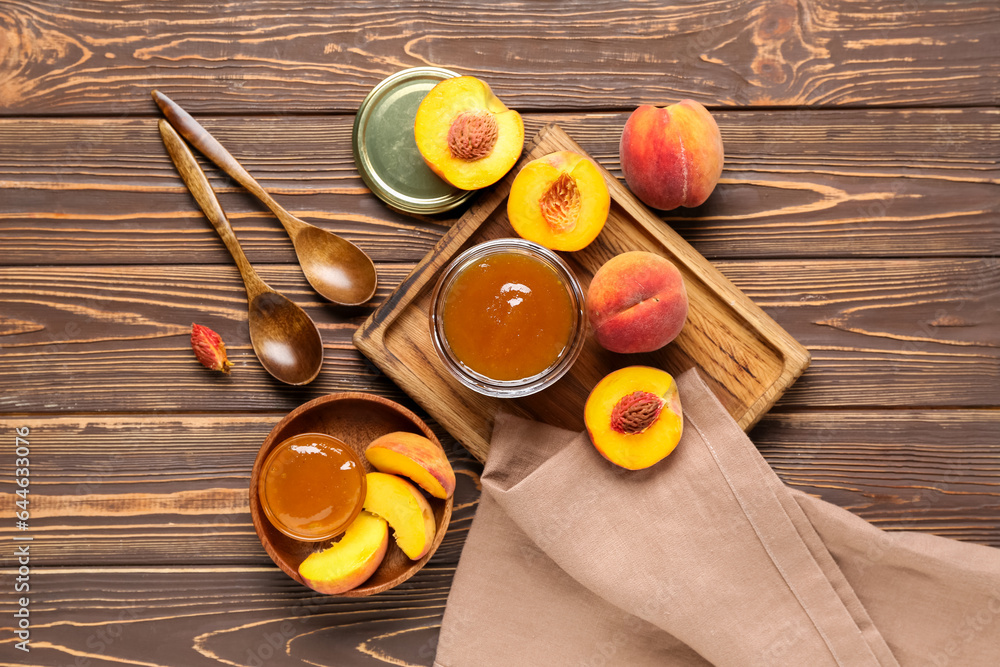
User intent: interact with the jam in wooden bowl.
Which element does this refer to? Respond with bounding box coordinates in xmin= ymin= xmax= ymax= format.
xmin=250 ymin=393 xmax=452 ymax=597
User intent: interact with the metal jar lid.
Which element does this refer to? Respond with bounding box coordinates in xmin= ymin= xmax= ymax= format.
xmin=353 ymin=67 xmax=474 ymax=214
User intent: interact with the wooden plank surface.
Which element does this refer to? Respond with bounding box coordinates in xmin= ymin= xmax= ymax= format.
xmin=1 ymin=109 xmax=997 ymax=266
xmin=1 ymin=258 xmax=996 ymax=414
xmin=2 ymin=410 xmax=996 ymax=664
xmin=0 ymin=566 xmax=454 ymax=667
xmin=1 ymin=410 xmax=996 ymax=571
xmin=1 ymin=0 xmax=998 ymax=115
xmin=1 ymin=0 xmax=998 ymax=664
xmin=0 ymin=408 xmax=997 ymax=665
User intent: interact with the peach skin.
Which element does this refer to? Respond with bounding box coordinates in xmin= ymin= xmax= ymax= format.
xmin=587 ymin=251 xmax=688 ymax=354
xmin=619 ymin=100 xmax=724 ymax=210
xmin=366 ymin=431 xmax=456 ymax=500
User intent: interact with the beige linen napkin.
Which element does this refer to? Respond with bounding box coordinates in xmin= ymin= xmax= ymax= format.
xmin=434 ymin=369 xmax=1000 ymax=667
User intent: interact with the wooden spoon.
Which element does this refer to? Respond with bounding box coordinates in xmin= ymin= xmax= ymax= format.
xmin=158 ymin=119 xmax=324 ymax=386
xmin=152 ymin=90 xmax=377 ymax=307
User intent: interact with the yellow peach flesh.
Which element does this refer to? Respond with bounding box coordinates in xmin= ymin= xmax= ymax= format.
xmin=365 ymin=431 xmax=456 ymax=500
xmin=584 ymin=366 xmax=683 ymax=470
xmin=363 ymin=472 xmax=436 ymax=560
xmin=414 ymin=76 xmax=524 ymax=190
xmin=508 ymin=151 xmax=609 ymax=252
xmin=297 ymin=511 xmax=388 ymax=594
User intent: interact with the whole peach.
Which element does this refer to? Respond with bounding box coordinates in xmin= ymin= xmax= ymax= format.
xmin=619 ymin=101 xmax=724 ymax=210
xmin=587 ymin=251 xmax=688 ymax=354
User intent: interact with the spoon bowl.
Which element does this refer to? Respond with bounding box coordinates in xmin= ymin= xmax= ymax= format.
xmin=249 ymin=292 xmax=324 ymax=386
xmin=292 ymin=224 xmax=377 ymax=307
xmin=153 ymin=90 xmax=378 ymax=307
xmin=158 ymin=119 xmax=324 ymax=386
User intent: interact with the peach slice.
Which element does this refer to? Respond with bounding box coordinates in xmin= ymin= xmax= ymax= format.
xmin=365 ymin=431 xmax=456 ymax=500
xmin=584 ymin=366 xmax=683 ymax=470
xmin=298 ymin=511 xmax=389 ymax=595
xmin=363 ymin=472 xmax=437 ymax=560
xmin=508 ymin=151 xmax=610 ymax=252
xmin=414 ymin=75 xmax=524 ymax=190
xmin=587 ymin=251 xmax=688 ymax=354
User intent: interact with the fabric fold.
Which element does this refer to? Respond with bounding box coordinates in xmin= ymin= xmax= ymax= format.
xmin=434 ymin=369 xmax=1000 ymax=667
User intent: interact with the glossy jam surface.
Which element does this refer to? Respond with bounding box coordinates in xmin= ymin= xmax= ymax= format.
xmin=442 ymin=251 xmax=575 ymax=381
xmin=259 ymin=433 xmax=366 ymax=541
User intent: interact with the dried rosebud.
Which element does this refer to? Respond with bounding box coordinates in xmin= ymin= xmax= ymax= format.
xmin=190 ymin=323 xmax=232 ymax=373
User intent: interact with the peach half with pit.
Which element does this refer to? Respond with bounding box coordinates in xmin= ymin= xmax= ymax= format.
xmin=587 ymin=251 xmax=688 ymax=354
xmin=507 ymin=150 xmax=610 ymax=252
xmin=363 ymin=472 xmax=437 ymax=561
xmin=619 ymin=100 xmax=724 ymax=210
xmin=584 ymin=366 xmax=683 ymax=470
xmin=365 ymin=431 xmax=456 ymax=500
xmin=414 ymin=75 xmax=524 ymax=190
xmin=298 ymin=511 xmax=389 ymax=595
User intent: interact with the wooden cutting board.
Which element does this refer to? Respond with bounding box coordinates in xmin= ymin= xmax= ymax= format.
xmin=354 ymin=124 xmax=810 ymax=462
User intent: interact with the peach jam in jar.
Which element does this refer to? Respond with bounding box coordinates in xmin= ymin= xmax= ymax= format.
xmin=258 ymin=433 xmax=366 ymax=541
xmin=430 ymin=239 xmax=586 ymax=398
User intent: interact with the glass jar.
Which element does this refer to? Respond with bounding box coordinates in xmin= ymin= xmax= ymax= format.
xmin=429 ymin=238 xmax=586 ymax=398
xmin=258 ymin=433 xmax=367 ymax=541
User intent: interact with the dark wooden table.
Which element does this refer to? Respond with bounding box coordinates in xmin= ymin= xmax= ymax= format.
xmin=1 ymin=1 xmax=998 ymax=664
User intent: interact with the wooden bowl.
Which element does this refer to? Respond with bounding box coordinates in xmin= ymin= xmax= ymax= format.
xmin=250 ymin=392 xmax=453 ymax=596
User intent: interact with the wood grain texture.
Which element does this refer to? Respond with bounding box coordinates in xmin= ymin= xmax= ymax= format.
xmin=0 ymin=409 xmax=995 ymax=568
xmin=355 ymin=124 xmax=810 ymax=461
xmin=1 ymin=258 xmax=995 ymax=414
xmin=0 ymin=109 xmax=996 ymax=266
xmin=715 ymin=257 xmax=1000 ymax=407
xmin=0 ymin=566 xmax=455 ymax=666
xmin=1 ymin=0 xmax=998 ymax=115
xmin=1 ymin=1 xmax=998 ymax=662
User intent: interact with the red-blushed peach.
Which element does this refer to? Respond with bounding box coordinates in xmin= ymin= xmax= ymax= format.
xmin=584 ymin=366 xmax=683 ymax=470
xmin=507 ymin=150 xmax=610 ymax=251
xmin=363 ymin=472 xmax=437 ymax=560
xmin=298 ymin=511 xmax=388 ymax=594
xmin=619 ymin=101 xmax=724 ymax=210
xmin=365 ymin=431 xmax=456 ymax=500
xmin=587 ymin=251 xmax=688 ymax=354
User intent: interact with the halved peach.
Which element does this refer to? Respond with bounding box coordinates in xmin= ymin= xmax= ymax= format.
xmin=584 ymin=366 xmax=683 ymax=470
xmin=365 ymin=432 xmax=456 ymax=500
xmin=508 ymin=151 xmax=610 ymax=251
xmin=298 ymin=511 xmax=388 ymax=594
xmin=363 ymin=472 xmax=437 ymax=560
xmin=414 ymin=75 xmax=524 ymax=190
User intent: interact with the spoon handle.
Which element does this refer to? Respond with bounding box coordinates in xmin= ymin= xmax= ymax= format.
xmin=152 ymin=90 xmax=300 ymax=231
xmin=158 ymin=119 xmax=269 ymax=299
